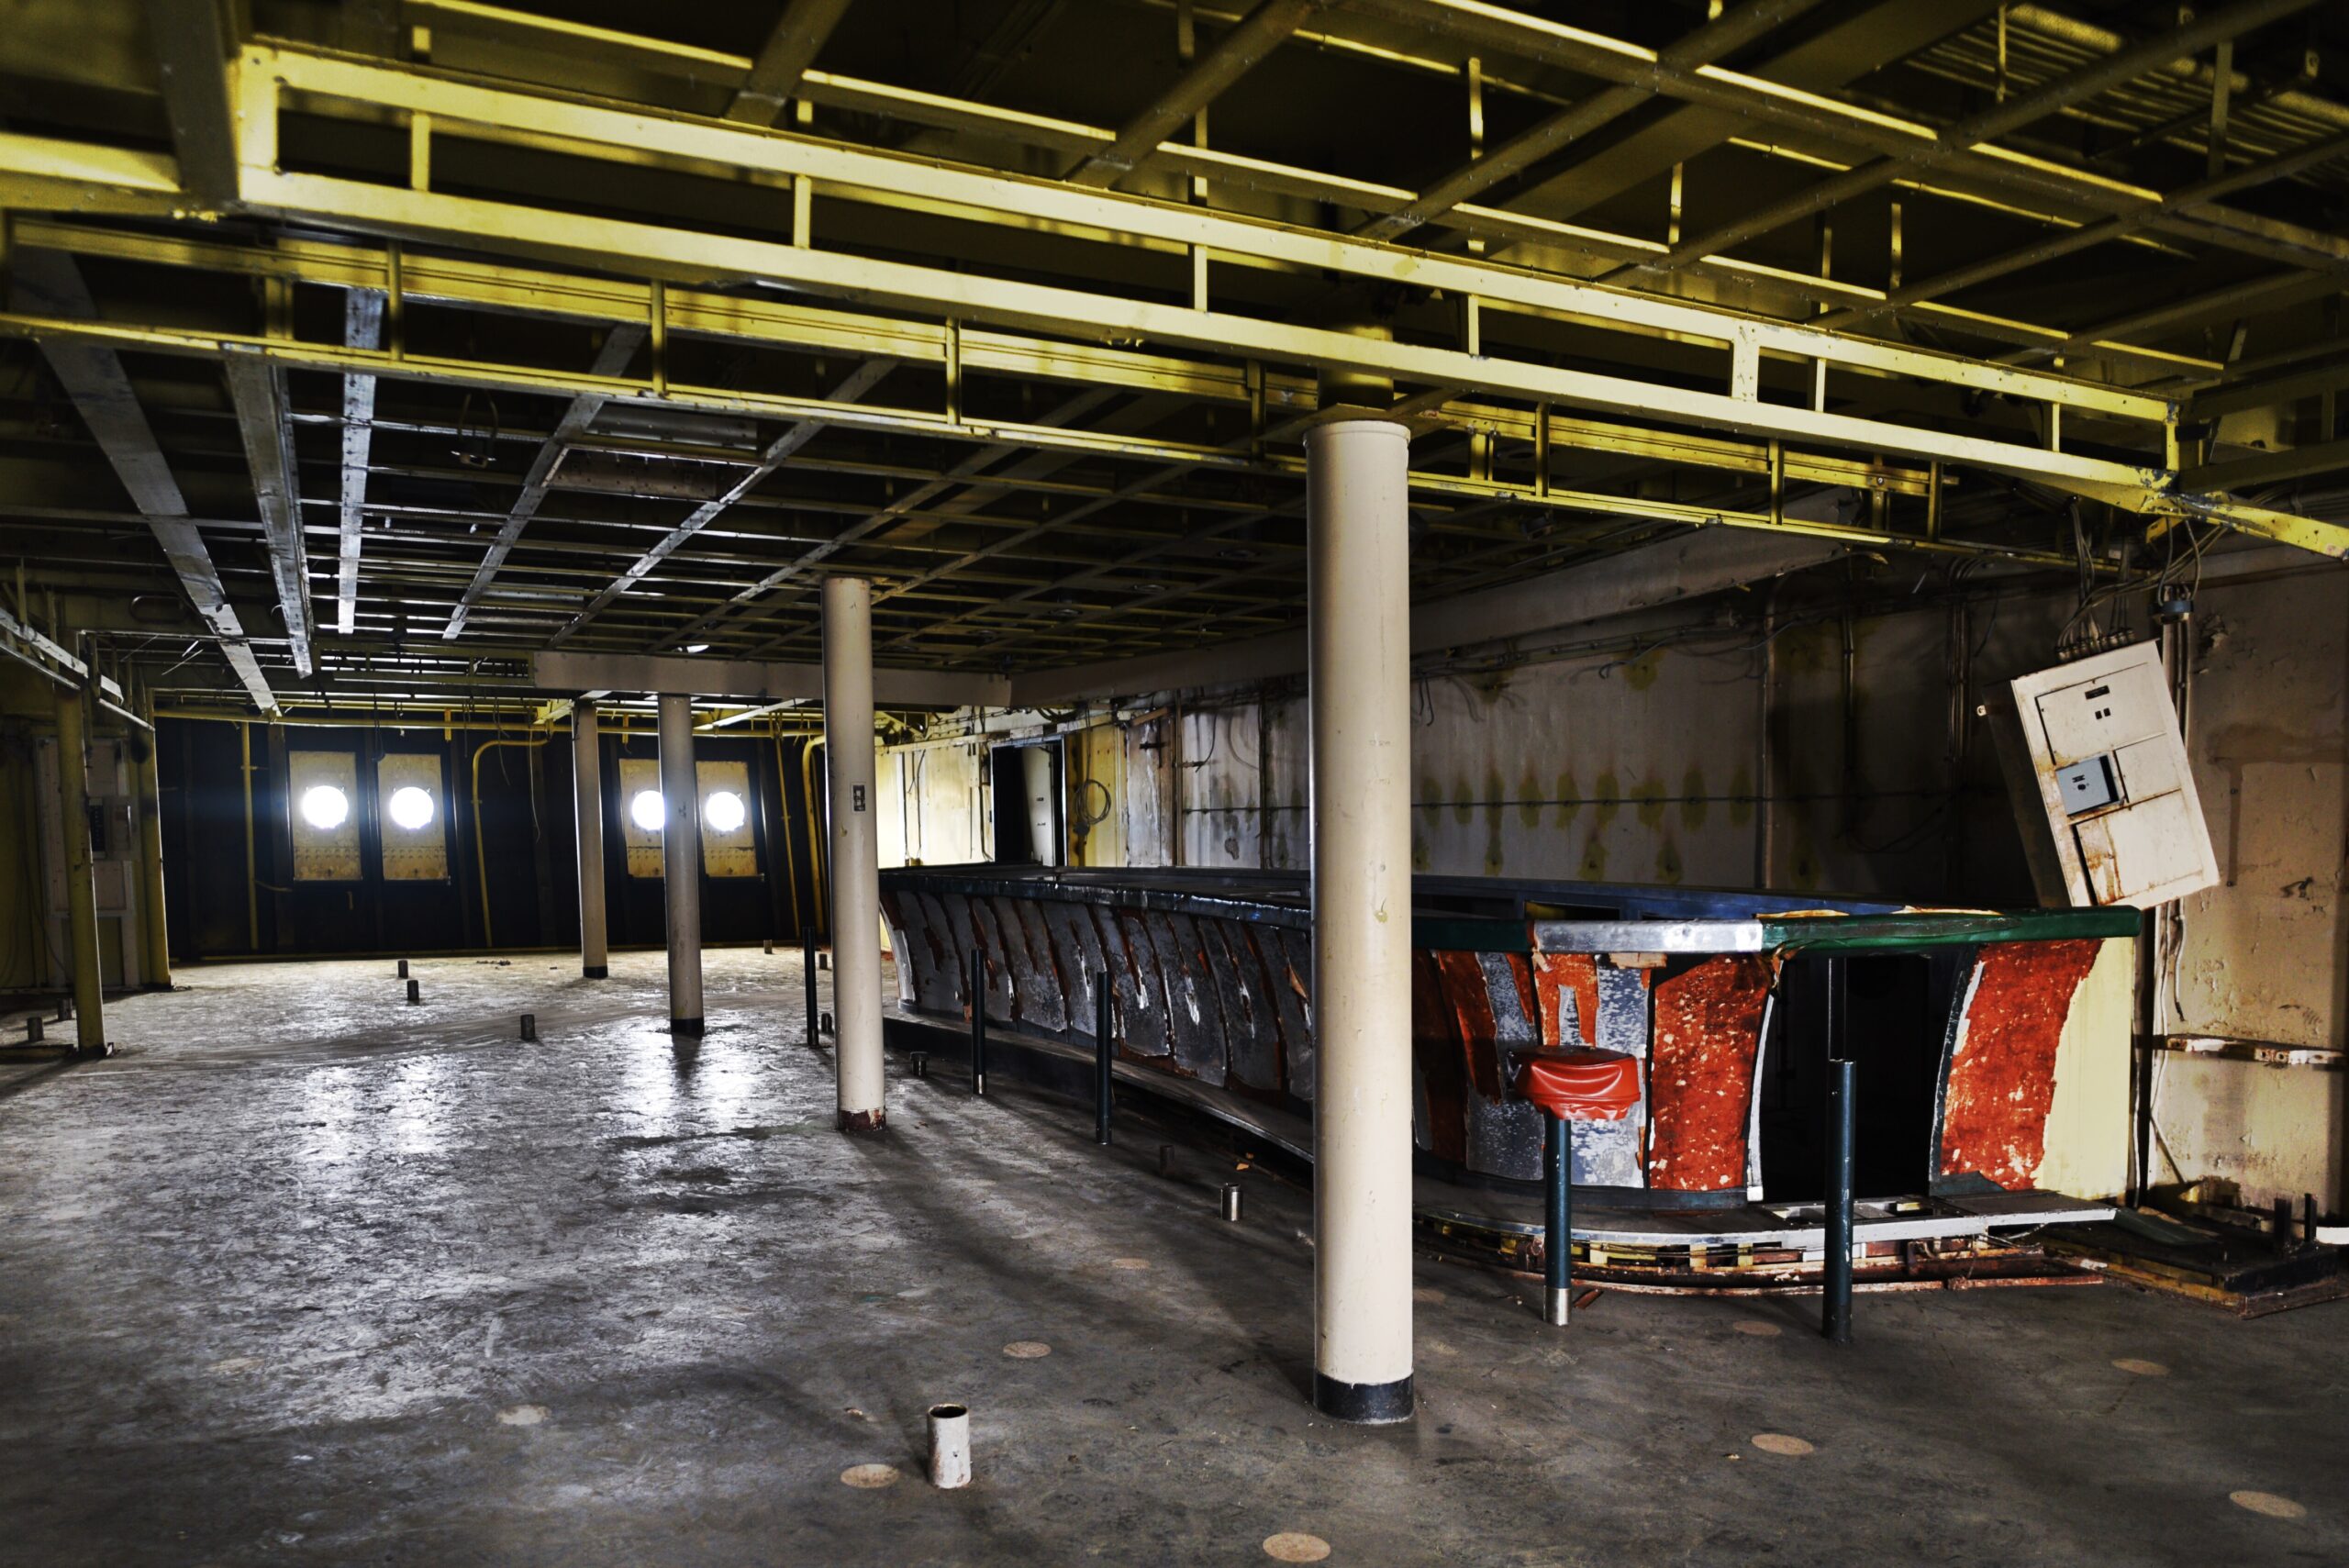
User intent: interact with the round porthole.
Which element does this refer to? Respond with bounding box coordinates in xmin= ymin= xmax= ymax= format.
xmin=704 ymin=789 xmax=746 ymax=833
xmin=385 ymin=786 xmax=436 ymax=831
xmin=630 ymin=789 xmax=665 ymax=832
xmin=298 ymin=784 xmax=350 ymax=830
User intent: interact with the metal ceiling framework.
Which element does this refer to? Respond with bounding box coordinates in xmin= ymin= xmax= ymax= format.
xmin=0 ymin=0 xmax=2343 ymax=722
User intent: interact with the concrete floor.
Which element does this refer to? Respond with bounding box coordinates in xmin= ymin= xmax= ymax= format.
xmin=0 ymin=951 xmax=2342 ymax=1567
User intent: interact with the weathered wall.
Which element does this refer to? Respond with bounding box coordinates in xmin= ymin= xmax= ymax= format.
xmin=879 ymin=557 xmax=2349 ymax=1210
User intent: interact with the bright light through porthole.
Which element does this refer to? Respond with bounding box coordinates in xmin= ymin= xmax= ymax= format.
xmin=386 ymin=785 xmax=436 ymax=831
xmin=298 ymin=784 xmax=350 ymax=830
xmin=704 ymin=790 xmax=746 ymax=833
xmin=630 ymin=789 xmax=666 ymax=832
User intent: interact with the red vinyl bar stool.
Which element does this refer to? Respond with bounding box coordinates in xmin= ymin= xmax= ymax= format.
xmin=1514 ymin=1050 xmax=1641 ymax=1326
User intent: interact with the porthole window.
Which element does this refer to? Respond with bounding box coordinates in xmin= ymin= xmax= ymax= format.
xmin=629 ymin=788 xmax=666 ymax=832
xmin=704 ymin=789 xmax=747 ymax=833
xmin=298 ymin=784 xmax=350 ymax=830
xmin=386 ymin=785 xmax=436 ymax=830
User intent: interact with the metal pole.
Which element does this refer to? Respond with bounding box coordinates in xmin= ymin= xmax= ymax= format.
xmin=573 ymin=700 xmax=608 ymax=978
xmin=1823 ymin=1055 xmax=1857 ymax=1344
xmin=131 ymin=694 xmax=172 ymax=988
xmin=656 ymin=693 xmax=703 ymax=1036
xmin=1543 ymin=1112 xmax=1572 ymax=1328
xmin=1305 ymin=417 xmax=1415 ymax=1425
xmin=1094 ymin=972 xmax=1113 ymax=1145
xmin=825 ymin=575 xmax=885 ymax=1133
xmin=805 ymin=926 xmax=820 ymax=1047
xmin=968 ymin=947 xmax=987 ymax=1096
xmin=54 ymin=680 xmax=106 ymax=1054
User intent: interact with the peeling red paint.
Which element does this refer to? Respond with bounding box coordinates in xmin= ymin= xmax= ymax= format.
xmin=1531 ymin=951 xmax=1599 ymax=1050
xmin=1432 ymin=950 xmax=1503 ymax=1101
xmin=1411 ymin=951 xmax=1468 ymax=1162
xmin=1644 ymin=957 xmax=1773 ymax=1194
xmin=1938 ymin=940 xmax=2103 ymax=1190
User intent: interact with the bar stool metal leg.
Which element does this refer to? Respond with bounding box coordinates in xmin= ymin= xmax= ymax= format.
xmin=1822 ymin=1055 xmax=1857 ymax=1344
xmin=1544 ymin=1111 xmax=1572 ymax=1328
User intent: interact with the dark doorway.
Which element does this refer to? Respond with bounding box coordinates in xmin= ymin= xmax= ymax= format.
xmin=989 ymin=740 xmax=1063 ymax=865
xmin=1756 ymin=953 xmax=1943 ymax=1202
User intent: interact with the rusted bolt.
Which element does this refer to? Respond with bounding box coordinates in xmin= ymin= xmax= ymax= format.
xmin=519 ymin=1013 xmax=537 ymax=1041
xmin=406 ymin=978 xmax=421 ymax=1006
xmin=397 ymin=958 xmax=409 ymax=979
xmin=819 ymin=1010 xmax=834 ymax=1035
xmin=26 ymin=1017 xmax=43 ymax=1044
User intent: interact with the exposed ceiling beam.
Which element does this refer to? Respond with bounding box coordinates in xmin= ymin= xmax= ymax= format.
xmin=1009 ymin=528 xmax=1849 ymax=704
xmin=1355 ymin=0 xmax=1823 ymax=242
xmin=551 ymin=357 xmax=895 ymax=645
xmin=1490 ymin=0 xmax=2004 ymax=231
xmin=1602 ymin=0 xmax=2326 ymax=282
xmin=530 ymin=649 xmax=1006 ymax=708
xmin=442 ymin=323 xmax=647 ymax=639
xmin=140 ymin=0 xmax=238 ymax=202
xmin=2184 ymin=434 xmax=2349 ymax=492
xmin=726 ymin=0 xmax=856 ymax=126
xmin=336 ymin=288 xmax=384 ymax=637
xmin=1819 ymin=129 xmax=2349 ymax=335
xmin=223 ymin=352 xmax=316 ymax=677
xmin=9 ymin=250 xmax=275 ymax=711
xmin=1065 ymin=0 xmax=1320 ymax=188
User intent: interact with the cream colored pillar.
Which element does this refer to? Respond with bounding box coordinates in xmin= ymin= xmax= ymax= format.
xmin=824 ymin=575 xmax=885 ymax=1132
xmin=657 ymin=694 xmax=703 ymax=1035
xmin=1306 ymin=417 xmax=1414 ymax=1423
xmin=573 ymin=701 xmax=609 ymax=978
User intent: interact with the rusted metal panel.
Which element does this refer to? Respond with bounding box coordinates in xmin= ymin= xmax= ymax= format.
xmin=964 ymin=895 xmax=1016 ymax=1022
xmin=912 ymin=891 xmax=973 ymax=1013
xmin=1157 ymin=911 xmax=1227 ymax=1084
xmin=1264 ymin=923 xmax=1315 ymax=1101
xmin=1006 ymin=897 xmax=1067 ymax=1030
xmin=1938 ymin=939 xmax=2104 ymax=1190
xmin=1039 ymin=898 xmax=1107 ymax=1040
xmin=1645 ymin=956 xmax=1774 ymax=1194
xmin=883 ymin=889 xmax=959 ymax=1016
xmin=1098 ymin=906 xmax=1171 ymax=1058
xmin=1201 ymin=917 xmax=1280 ymax=1093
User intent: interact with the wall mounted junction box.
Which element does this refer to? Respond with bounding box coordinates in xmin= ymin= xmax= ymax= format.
xmin=1996 ymin=639 xmax=2219 ymax=909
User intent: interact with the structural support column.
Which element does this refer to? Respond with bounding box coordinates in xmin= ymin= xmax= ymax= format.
xmin=824 ymin=575 xmax=885 ymax=1132
xmin=657 ymin=694 xmax=704 ymax=1035
xmin=573 ymin=701 xmax=609 ymax=978
xmin=1305 ymin=417 xmax=1414 ymax=1424
xmin=132 ymin=693 xmax=172 ymax=990
xmin=55 ymin=681 xmax=106 ymax=1054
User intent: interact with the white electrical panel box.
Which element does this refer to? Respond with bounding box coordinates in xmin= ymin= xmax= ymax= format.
xmin=1999 ymin=640 xmax=2219 ymax=908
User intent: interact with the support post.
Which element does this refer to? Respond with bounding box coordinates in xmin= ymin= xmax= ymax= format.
xmin=657 ymin=693 xmax=704 ymax=1036
xmin=573 ymin=701 xmax=608 ymax=978
xmin=1543 ymin=1112 xmax=1572 ymax=1328
xmin=1094 ymin=973 xmax=1113 ymax=1146
xmin=1305 ymin=417 xmax=1415 ymax=1425
xmin=805 ymin=926 xmax=821 ymax=1047
xmin=969 ymin=947 xmax=987 ymax=1096
xmin=825 ymin=575 xmax=885 ymax=1132
xmin=54 ymin=681 xmax=106 ymax=1054
xmin=131 ymin=694 xmax=171 ymax=989
xmin=1823 ymin=1054 xmax=1857 ymax=1344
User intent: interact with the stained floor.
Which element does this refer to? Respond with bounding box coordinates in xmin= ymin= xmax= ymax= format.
xmin=0 ymin=951 xmax=2343 ymax=1566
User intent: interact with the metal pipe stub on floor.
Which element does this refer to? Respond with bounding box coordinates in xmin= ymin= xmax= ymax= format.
xmin=969 ymin=949 xmax=988 ymax=1098
xmin=1094 ymin=973 xmax=1113 ymax=1147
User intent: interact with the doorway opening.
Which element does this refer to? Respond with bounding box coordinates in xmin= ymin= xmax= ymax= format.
xmin=989 ymin=740 xmax=1064 ymax=866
